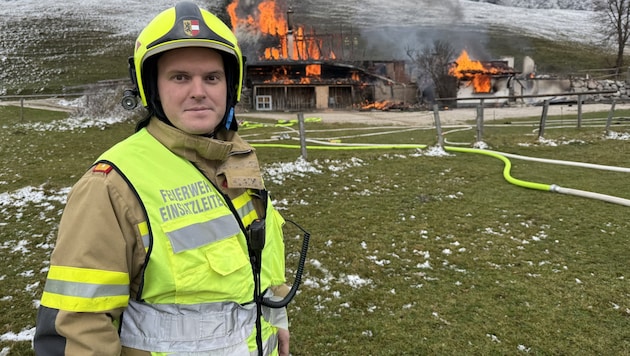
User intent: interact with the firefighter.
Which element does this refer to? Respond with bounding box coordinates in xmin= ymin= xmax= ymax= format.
xmin=34 ymin=2 xmax=290 ymax=355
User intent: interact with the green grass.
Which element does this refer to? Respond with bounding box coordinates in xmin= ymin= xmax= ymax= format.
xmin=247 ymin=113 xmax=630 ymax=355
xmin=1 ymin=107 xmax=629 ymax=355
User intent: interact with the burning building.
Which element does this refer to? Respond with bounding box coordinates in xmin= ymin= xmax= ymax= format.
xmin=227 ymin=0 xmax=417 ymax=112
xmin=449 ymin=50 xmax=575 ymax=107
xmin=449 ymin=50 xmax=517 ymax=106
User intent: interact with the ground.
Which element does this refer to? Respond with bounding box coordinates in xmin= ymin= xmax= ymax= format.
xmin=0 ymin=98 xmax=627 ymax=126
xmin=241 ymin=102 xmax=629 ymax=127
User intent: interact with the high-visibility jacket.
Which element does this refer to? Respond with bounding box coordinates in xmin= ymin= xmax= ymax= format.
xmin=34 ymin=119 xmax=288 ymax=355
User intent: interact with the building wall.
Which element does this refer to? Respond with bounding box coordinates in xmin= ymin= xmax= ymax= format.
xmin=456 ymin=77 xmax=575 ymax=106
xmin=315 ymin=86 xmax=329 ymax=109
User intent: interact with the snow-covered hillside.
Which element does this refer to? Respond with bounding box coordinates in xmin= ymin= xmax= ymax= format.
xmin=476 ymin=0 xmax=594 ymax=10
xmin=0 ymin=0 xmax=601 ymax=94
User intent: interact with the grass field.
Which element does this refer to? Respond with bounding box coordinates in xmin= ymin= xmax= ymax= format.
xmin=0 ymin=104 xmax=629 ymax=355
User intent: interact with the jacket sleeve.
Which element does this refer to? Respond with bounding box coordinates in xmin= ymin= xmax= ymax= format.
xmin=34 ymin=169 xmax=146 ymax=355
xmin=262 ymin=201 xmax=291 ymax=331
xmin=261 ymin=202 xmax=287 ymax=287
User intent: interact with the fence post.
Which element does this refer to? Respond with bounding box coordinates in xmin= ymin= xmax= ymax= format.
xmin=577 ymin=94 xmax=583 ymax=129
xmin=20 ymin=98 xmax=24 ymax=121
xmin=476 ymin=99 xmax=485 ymax=142
xmin=538 ymin=99 xmax=550 ymax=139
xmin=432 ymin=104 xmax=444 ymax=148
xmin=298 ymin=112 xmax=307 ymax=159
xmin=605 ymin=100 xmax=617 ymax=137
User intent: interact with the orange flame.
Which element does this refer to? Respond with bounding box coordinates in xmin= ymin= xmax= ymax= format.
xmin=267 ymin=66 xmax=289 ymax=83
xmin=228 ymin=0 xmax=286 ymax=36
xmin=305 ymin=64 xmax=321 ymax=77
xmin=228 ymin=0 xmax=333 ymax=61
xmin=449 ymin=50 xmax=500 ymax=93
xmin=361 ymin=100 xmax=395 ymax=111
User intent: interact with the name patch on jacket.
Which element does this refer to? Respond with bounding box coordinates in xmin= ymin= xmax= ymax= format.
xmin=159 ymin=180 xmax=224 ymax=222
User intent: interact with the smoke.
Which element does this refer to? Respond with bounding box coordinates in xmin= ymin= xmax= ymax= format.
xmin=231 ymin=0 xmax=285 ymax=17
xmin=353 ymin=0 xmax=485 ymax=60
xmin=228 ymin=0 xmax=475 ymax=60
xmin=227 ymin=0 xmax=511 ymax=64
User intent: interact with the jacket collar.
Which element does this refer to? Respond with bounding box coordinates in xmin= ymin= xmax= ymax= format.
xmin=145 ymin=118 xmax=264 ymax=190
xmin=146 ymin=118 xmax=253 ymax=162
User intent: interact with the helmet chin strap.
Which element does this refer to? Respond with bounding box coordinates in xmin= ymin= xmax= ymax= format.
xmin=224 ymin=107 xmax=235 ymax=130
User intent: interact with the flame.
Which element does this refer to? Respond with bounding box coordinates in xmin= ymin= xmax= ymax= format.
xmin=361 ymin=100 xmax=395 ymax=111
xmin=449 ymin=50 xmax=500 ymax=93
xmin=268 ymin=66 xmax=290 ymax=83
xmin=305 ymin=64 xmax=321 ymax=77
xmin=258 ymin=0 xmax=286 ymax=36
xmin=228 ymin=0 xmax=334 ymax=61
xmin=263 ymin=65 xmax=317 ymax=84
xmin=228 ymin=0 xmax=285 ymax=36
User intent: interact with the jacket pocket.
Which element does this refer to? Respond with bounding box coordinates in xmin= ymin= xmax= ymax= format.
xmin=204 ymin=236 xmax=249 ymax=276
xmin=173 ymin=235 xmax=253 ymax=301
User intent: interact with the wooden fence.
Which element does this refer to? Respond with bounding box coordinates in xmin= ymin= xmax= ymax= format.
xmin=433 ymin=90 xmax=622 ymax=144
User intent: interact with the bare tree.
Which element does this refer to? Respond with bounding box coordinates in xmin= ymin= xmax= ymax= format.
xmin=593 ymin=0 xmax=630 ymax=74
xmin=407 ymin=40 xmax=458 ymax=107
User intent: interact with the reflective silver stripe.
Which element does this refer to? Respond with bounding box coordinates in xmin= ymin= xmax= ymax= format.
xmin=44 ymin=279 xmax=128 ymax=298
xmin=251 ymin=332 xmax=278 ymax=356
xmin=167 ymin=215 xmax=241 ymax=253
xmin=267 ymin=333 xmax=278 ymax=356
xmin=120 ymin=300 xmax=256 ymax=353
xmin=141 ymin=233 xmax=150 ymax=249
xmin=261 ymin=290 xmax=289 ymax=330
xmin=236 ymin=200 xmax=256 ymax=220
xmin=262 ymin=304 xmax=288 ymax=331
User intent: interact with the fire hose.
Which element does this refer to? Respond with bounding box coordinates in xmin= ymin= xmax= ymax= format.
xmin=250 ymin=141 xmax=630 ymax=207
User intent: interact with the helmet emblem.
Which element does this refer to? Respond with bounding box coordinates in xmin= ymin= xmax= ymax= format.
xmin=183 ymin=20 xmax=200 ymax=36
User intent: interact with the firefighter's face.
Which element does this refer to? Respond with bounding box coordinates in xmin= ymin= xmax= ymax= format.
xmin=157 ymin=47 xmax=227 ymax=135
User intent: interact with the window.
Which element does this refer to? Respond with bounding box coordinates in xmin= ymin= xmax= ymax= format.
xmin=255 ymin=95 xmax=272 ymax=111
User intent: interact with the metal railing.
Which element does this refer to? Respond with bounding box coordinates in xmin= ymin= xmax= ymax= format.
xmin=433 ymin=90 xmax=623 ymax=144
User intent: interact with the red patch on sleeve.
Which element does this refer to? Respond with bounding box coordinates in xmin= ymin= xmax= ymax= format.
xmin=93 ymin=163 xmax=113 ymax=174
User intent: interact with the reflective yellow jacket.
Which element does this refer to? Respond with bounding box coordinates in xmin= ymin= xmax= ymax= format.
xmin=35 ymin=119 xmax=288 ymax=355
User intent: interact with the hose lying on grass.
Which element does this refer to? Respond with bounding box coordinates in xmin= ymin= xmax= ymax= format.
xmin=252 ymin=140 xmax=630 ymax=207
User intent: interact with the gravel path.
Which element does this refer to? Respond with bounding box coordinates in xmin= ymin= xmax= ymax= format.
xmin=0 ymin=98 xmax=76 ymax=113
xmin=1 ymin=98 xmax=626 ymax=126
xmin=241 ymin=102 xmax=629 ymax=127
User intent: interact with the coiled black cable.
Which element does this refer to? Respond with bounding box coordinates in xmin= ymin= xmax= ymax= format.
xmin=262 ymin=219 xmax=310 ymax=308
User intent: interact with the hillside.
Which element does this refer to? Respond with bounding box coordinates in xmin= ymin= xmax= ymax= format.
xmin=477 ymin=0 xmax=594 ymax=10
xmin=0 ymin=0 xmax=603 ymax=95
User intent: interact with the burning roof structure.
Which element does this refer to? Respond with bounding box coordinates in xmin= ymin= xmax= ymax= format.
xmin=228 ymin=0 xmax=337 ymax=62
xmin=448 ymin=50 xmax=576 ymax=107
xmin=449 ymin=50 xmax=517 ymax=94
xmin=227 ymin=0 xmax=418 ymax=112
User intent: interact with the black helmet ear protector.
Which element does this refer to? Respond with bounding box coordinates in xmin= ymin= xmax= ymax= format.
xmin=125 ymin=54 xmax=169 ymax=132
xmin=121 ymin=56 xmax=139 ymax=110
